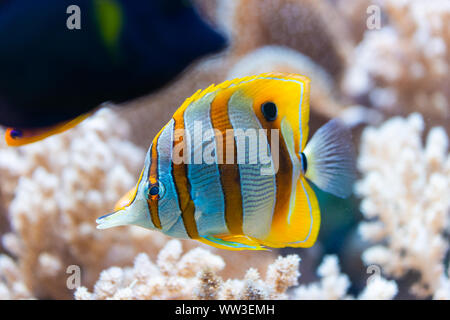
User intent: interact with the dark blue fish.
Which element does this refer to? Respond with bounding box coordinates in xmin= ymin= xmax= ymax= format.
xmin=0 ymin=0 xmax=226 ymax=145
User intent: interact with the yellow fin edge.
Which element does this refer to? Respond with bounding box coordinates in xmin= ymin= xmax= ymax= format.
xmin=5 ymin=113 xmax=91 ymax=147
xmin=197 ymin=234 xmax=269 ymax=251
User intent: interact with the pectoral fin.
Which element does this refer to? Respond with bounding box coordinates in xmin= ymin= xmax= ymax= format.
xmin=114 ymin=184 xmax=139 ymax=211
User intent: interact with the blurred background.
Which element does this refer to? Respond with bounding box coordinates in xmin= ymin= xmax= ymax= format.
xmin=0 ymin=0 xmax=448 ymax=300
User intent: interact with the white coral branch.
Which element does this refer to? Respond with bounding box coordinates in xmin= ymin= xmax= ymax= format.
xmin=75 ymin=240 xmax=301 ymax=300
xmin=357 ymin=113 xmax=449 ymax=297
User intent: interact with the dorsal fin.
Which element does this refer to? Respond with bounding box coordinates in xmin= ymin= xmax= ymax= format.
xmin=178 ymin=72 xmax=309 ymax=110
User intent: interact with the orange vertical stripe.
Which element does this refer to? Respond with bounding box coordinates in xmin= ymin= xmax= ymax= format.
xmin=252 ymin=111 xmax=293 ymax=228
xmin=171 ymin=111 xmax=199 ymax=239
xmin=210 ymin=89 xmax=244 ymax=235
xmin=147 ymin=140 xmax=162 ymax=229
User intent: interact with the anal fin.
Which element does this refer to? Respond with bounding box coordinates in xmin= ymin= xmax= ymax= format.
xmin=262 ymin=176 xmax=320 ymax=248
xmin=197 ymin=234 xmax=268 ymax=251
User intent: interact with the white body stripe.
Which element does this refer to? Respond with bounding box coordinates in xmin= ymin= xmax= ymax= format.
xmin=184 ymin=93 xmax=228 ymax=236
xmin=228 ymin=90 xmax=276 ymax=239
xmin=280 ymin=118 xmax=302 ymax=224
xmin=157 ymin=119 xmax=189 ymax=239
xmin=280 ymin=118 xmax=314 ymax=244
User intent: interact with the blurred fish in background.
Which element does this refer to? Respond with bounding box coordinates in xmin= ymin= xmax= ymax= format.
xmin=0 ymin=0 xmax=226 ymax=146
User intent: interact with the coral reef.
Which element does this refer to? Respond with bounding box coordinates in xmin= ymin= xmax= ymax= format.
xmin=75 ymin=240 xmax=300 ymax=300
xmin=76 ymin=246 xmax=400 ymax=300
xmin=0 ymin=108 xmax=166 ymax=298
xmin=0 ymin=254 xmax=34 ymax=299
xmin=343 ymin=0 xmax=450 ymax=123
xmin=293 ymin=255 xmax=398 ymax=300
xmin=294 ymin=255 xmax=352 ymax=300
xmin=357 ymin=113 xmax=449 ymax=298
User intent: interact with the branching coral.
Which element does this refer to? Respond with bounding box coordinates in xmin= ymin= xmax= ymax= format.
xmin=75 ymin=240 xmax=300 ymax=300
xmin=293 ymin=255 xmax=352 ymax=300
xmin=357 ymin=113 xmax=449 ymax=298
xmin=0 ymin=254 xmax=34 ymax=299
xmin=76 ymin=240 xmax=226 ymax=300
xmin=293 ymin=255 xmax=398 ymax=300
xmin=0 ymin=108 xmax=171 ymax=298
xmin=343 ymin=0 xmax=450 ymax=122
xmin=78 ymin=245 xmax=399 ymax=301
xmin=357 ymin=277 xmax=399 ymax=300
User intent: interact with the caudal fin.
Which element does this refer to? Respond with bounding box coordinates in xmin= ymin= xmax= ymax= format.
xmin=303 ymin=119 xmax=356 ymax=198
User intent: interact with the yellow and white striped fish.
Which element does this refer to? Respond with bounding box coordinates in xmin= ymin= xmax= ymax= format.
xmin=97 ymin=73 xmax=356 ymax=250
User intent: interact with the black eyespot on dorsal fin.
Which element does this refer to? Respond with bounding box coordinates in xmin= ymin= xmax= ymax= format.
xmin=261 ymin=102 xmax=277 ymax=121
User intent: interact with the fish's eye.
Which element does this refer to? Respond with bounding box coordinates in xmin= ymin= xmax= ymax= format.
xmin=10 ymin=129 xmax=23 ymax=139
xmin=146 ymin=181 xmax=165 ymax=200
xmin=149 ymin=185 xmax=159 ymax=196
xmin=261 ymin=102 xmax=277 ymax=121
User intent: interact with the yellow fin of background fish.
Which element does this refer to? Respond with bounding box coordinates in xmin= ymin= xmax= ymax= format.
xmin=5 ymin=113 xmax=91 ymax=147
xmin=197 ymin=234 xmax=268 ymax=251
